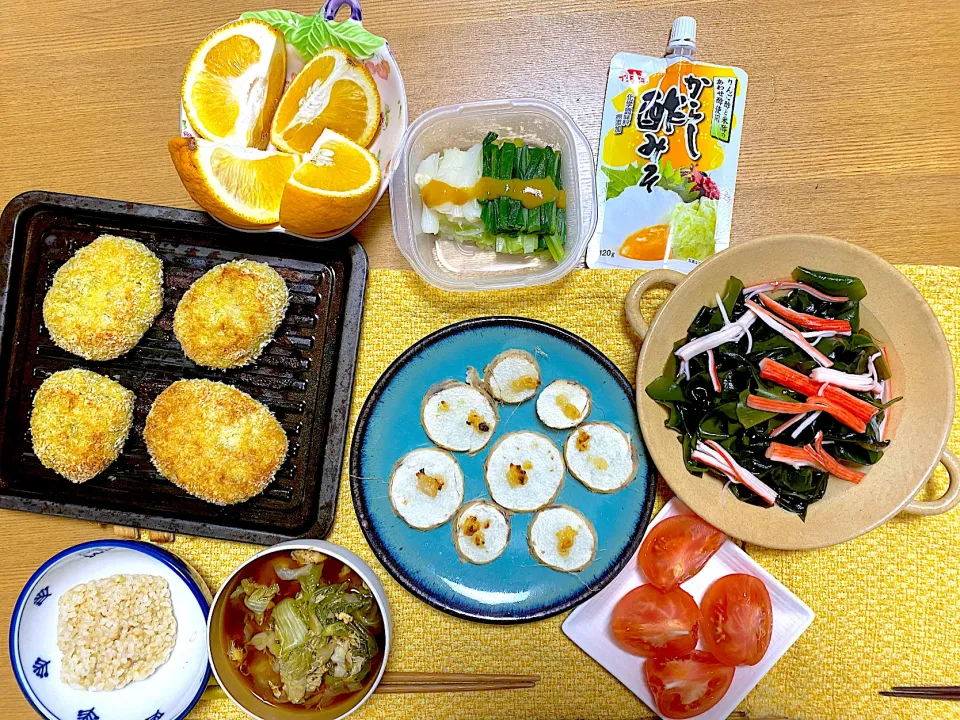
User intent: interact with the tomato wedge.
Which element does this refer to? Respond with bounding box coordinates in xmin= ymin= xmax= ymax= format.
xmin=610 ymin=584 xmax=699 ymax=657
xmin=645 ymin=650 xmax=735 ymax=719
xmin=700 ymin=573 xmax=773 ymax=666
xmin=638 ymin=514 xmax=727 ymax=591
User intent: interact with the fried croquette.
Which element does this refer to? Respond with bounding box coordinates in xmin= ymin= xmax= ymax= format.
xmin=30 ymin=368 xmax=135 ymax=482
xmin=144 ymin=379 xmax=288 ymax=504
xmin=42 ymin=235 xmax=164 ymax=360
xmin=173 ymin=259 xmax=288 ymax=369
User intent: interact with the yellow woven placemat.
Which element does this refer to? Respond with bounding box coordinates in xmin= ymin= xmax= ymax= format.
xmin=177 ymin=267 xmax=960 ymax=720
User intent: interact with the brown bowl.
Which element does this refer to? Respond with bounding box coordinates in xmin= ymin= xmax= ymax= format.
xmin=625 ymin=234 xmax=960 ymax=550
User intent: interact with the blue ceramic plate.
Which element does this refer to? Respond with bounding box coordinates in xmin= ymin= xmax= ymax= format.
xmin=351 ymin=317 xmax=657 ymax=623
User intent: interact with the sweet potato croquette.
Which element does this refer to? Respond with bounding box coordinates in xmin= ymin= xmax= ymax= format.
xmin=42 ymin=235 xmax=163 ymax=360
xmin=144 ymin=379 xmax=288 ymax=504
xmin=30 ymin=368 xmax=134 ymax=482
xmin=173 ymin=259 xmax=288 ymax=369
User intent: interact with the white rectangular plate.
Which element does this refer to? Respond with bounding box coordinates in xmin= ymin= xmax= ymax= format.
xmin=563 ymin=498 xmax=814 ymax=720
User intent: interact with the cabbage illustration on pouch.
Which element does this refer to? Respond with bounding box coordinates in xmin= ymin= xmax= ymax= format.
xmin=668 ymin=197 xmax=717 ymax=261
xmin=602 ymin=157 xmax=719 ymax=261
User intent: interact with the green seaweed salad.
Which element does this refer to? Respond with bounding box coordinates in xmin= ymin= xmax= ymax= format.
xmin=646 ymin=267 xmax=901 ymax=519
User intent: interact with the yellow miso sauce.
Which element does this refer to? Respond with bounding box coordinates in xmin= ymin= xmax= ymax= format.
xmin=619 ymin=224 xmax=670 ymax=261
xmin=420 ymin=177 xmax=567 ymax=211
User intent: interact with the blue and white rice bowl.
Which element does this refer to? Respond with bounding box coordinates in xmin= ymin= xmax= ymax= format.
xmin=9 ymin=540 xmax=211 ymax=720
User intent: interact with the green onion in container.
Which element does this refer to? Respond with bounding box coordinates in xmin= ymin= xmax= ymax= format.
xmin=437 ymin=132 xmax=566 ymax=260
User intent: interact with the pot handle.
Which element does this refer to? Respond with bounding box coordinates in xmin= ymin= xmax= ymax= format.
xmin=624 ymin=269 xmax=685 ymax=341
xmin=902 ymin=449 xmax=960 ymax=516
xmin=323 ymin=0 xmax=362 ymax=21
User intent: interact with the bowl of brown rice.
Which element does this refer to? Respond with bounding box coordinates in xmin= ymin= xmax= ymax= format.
xmin=10 ymin=540 xmax=212 ymax=720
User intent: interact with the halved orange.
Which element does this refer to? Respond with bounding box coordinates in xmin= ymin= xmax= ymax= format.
xmin=271 ymin=47 xmax=381 ymax=154
xmin=181 ymin=19 xmax=286 ymax=149
xmin=279 ymin=129 xmax=381 ymax=236
xmin=169 ymin=136 xmax=299 ymax=228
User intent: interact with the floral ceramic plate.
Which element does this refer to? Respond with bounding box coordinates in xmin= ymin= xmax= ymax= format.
xmin=350 ymin=317 xmax=658 ymax=623
xmin=178 ymin=0 xmax=407 ymax=241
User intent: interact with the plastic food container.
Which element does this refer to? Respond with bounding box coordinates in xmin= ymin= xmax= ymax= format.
xmin=390 ymin=98 xmax=598 ymax=291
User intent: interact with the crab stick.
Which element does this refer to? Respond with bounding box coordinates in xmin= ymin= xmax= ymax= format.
xmin=878 ymin=379 xmax=891 ymax=441
xmin=759 ymin=358 xmax=821 ymax=395
xmin=707 ymin=349 xmax=721 ymax=392
xmin=746 ymin=395 xmax=814 ymax=415
xmin=743 ymin=299 xmax=833 ymax=367
xmin=703 ymin=440 xmax=779 ymax=505
xmin=806 ymin=397 xmax=869 ymax=434
xmin=766 ymin=433 xmax=866 ymax=484
xmin=866 ymin=352 xmax=885 ymax=396
xmin=765 ymin=442 xmax=825 ymax=471
xmin=759 ymin=359 xmax=879 ymax=424
xmin=675 ymin=311 xmax=757 ymax=363
xmin=770 ymin=412 xmax=809 ymax=438
xmin=744 ymin=280 xmax=848 ymax=303
xmin=747 ymin=393 xmax=869 ymax=433
xmin=790 ymin=410 xmax=822 ymax=438
xmin=812 ymin=432 xmax=866 ymax=484
xmin=756 ymin=294 xmax=852 ymax=334
xmin=715 ymin=292 xmax=731 ymax=325
xmin=809 ymin=367 xmax=878 ymax=394
xmin=692 ymin=440 xmax=778 ymax=505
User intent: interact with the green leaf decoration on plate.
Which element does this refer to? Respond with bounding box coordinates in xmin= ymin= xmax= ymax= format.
xmin=600 ymin=163 xmax=645 ymax=201
xmin=241 ymin=9 xmax=386 ymax=60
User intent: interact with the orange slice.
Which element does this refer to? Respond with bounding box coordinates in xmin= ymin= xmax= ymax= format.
xmin=271 ymin=47 xmax=381 ymax=153
xmin=279 ymin=129 xmax=380 ymax=236
xmin=181 ymin=19 xmax=286 ymax=149
xmin=169 ymin=136 xmax=299 ymax=228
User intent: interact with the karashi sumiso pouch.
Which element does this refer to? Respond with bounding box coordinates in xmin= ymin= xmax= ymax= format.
xmin=587 ymin=17 xmax=748 ymax=270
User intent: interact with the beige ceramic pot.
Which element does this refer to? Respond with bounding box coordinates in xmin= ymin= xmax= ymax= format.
xmin=626 ymin=234 xmax=960 ymax=550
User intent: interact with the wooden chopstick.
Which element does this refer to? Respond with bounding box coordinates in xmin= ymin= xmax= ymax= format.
xmin=377 ymin=682 xmax=538 ymax=694
xmin=201 ymin=672 xmax=540 ymax=701
xmin=880 ymin=686 xmax=960 ymax=700
xmin=379 ymin=672 xmax=541 ymax=685
xmin=376 ymin=671 xmax=541 ymax=694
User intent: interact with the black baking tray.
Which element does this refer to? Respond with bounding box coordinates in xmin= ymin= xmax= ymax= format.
xmin=0 ymin=191 xmax=367 ymax=544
